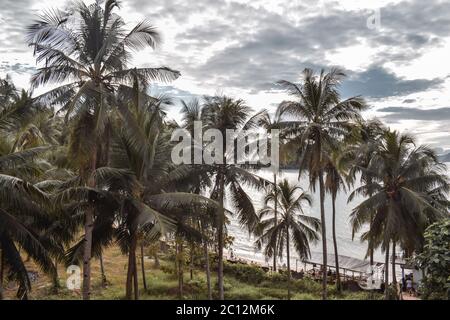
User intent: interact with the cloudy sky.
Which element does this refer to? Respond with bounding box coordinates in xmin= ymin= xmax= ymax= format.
xmin=1 ymin=0 xmax=450 ymax=151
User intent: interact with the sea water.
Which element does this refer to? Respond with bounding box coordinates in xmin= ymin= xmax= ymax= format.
xmin=226 ymin=164 xmax=450 ymax=274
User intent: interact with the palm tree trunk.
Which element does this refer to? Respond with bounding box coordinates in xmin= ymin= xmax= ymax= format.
xmin=140 ymin=243 xmax=147 ymax=291
xmin=199 ymin=219 xmax=212 ymax=300
xmin=273 ymin=173 xmax=278 ymax=272
xmin=126 ymin=254 xmax=133 ymax=299
xmin=367 ymin=213 xmax=374 ymax=300
xmin=392 ymin=241 xmax=397 ymax=285
xmin=82 ymin=152 xmax=97 ymax=300
xmin=133 ymin=245 xmax=139 ymax=300
xmin=82 ymin=209 xmax=94 ymax=300
xmin=318 ymin=170 xmax=328 ymax=300
xmin=99 ymin=252 xmax=107 ymax=288
xmin=384 ymin=241 xmax=390 ymax=300
xmin=190 ymin=243 xmax=194 ymax=281
xmin=369 ymin=213 xmax=374 ymax=267
xmin=0 ymin=246 xmax=4 ymax=300
xmin=126 ymin=249 xmax=133 ymax=299
xmin=52 ymin=258 xmax=59 ymax=293
xmin=331 ymin=195 xmax=341 ymax=292
xmin=126 ymin=233 xmax=138 ymax=299
xmin=178 ymin=241 xmax=184 ymax=299
xmin=286 ymin=226 xmax=291 ymax=300
xmin=175 ymin=240 xmax=178 ymax=272
xmin=217 ymin=169 xmax=225 ymax=300
xmin=204 ymin=243 xmax=212 ymax=300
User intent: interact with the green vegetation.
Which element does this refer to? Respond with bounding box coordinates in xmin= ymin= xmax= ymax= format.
xmin=413 ymin=219 xmax=450 ymax=300
xmin=276 ymin=69 xmax=367 ymax=299
xmin=255 ymin=179 xmax=320 ymax=299
xmin=1 ymin=246 xmax=382 ymax=300
xmin=0 ymin=0 xmax=448 ymax=301
xmin=346 ymin=130 xmax=449 ymax=299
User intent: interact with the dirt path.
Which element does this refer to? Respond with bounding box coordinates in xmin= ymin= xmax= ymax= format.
xmin=401 ymin=293 xmax=420 ymax=300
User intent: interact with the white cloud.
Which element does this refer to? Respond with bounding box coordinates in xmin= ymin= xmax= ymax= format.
xmin=1 ymin=0 xmax=449 ymax=148
xmin=325 ymin=40 xmax=377 ymax=71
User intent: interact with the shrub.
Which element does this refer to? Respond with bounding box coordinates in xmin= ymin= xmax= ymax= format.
xmin=160 ymin=263 xmax=177 ymax=275
xmin=413 ymin=219 xmax=450 ymax=300
xmin=293 ymin=278 xmax=322 ymax=295
xmin=385 ymin=284 xmax=400 ymax=300
xmin=185 ymin=278 xmax=207 ymax=299
xmin=223 ymin=262 xmax=266 ymax=284
xmin=264 ymin=272 xmax=288 ymax=284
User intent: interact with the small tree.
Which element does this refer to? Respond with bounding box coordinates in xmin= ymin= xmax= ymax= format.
xmin=414 ymin=219 xmax=450 ymax=300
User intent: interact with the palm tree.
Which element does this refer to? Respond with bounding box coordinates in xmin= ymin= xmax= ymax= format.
xmin=0 ymin=76 xmax=17 ymax=106
xmin=0 ymin=79 xmax=36 ymax=142
xmin=27 ymin=0 xmax=180 ymax=299
xmin=0 ymin=175 xmax=57 ymax=299
xmin=64 ymin=88 xmax=220 ymax=300
xmin=256 ymin=179 xmax=320 ymax=299
xmin=349 ymin=130 xmax=449 ymax=299
xmin=277 ymin=68 xmax=366 ymax=299
xmin=179 ymin=98 xmax=214 ymax=299
xmin=0 ymin=80 xmax=65 ymax=299
xmin=200 ymin=95 xmax=269 ymax=299
xmin=47 ymin=128 xmax=193 ymax=302
xmin=166 ymin=207 xmax=204 ymax=299
xmin=252 ymin=108 xmax=284 ymax=272
xmin=324 ymin=150 xmax=346 ymax=292
xmin=341 ymin=119 xmax=385 ymax=268
xmin=0 ymin=124 xmax=57 ymax=299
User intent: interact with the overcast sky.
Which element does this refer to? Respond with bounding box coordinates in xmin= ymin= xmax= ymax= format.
xmin=1 ymin=0 xmax=449 ymax=151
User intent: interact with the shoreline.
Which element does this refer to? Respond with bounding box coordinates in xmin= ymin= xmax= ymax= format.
xmin=224 ymin=248 xmax=409 ymax=283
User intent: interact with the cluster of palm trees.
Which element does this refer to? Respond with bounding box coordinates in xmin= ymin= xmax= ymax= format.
xmin=345 ymin=126 xmax=449 ymax=298
xmin=0 ymin=0 xmax=448 ymax=301
xmin=257 ymin=71 xmax=449 ymax=299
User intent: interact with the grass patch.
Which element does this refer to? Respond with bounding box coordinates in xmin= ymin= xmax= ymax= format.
xmin=4 ymin=245 xmax=381 ymax=300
